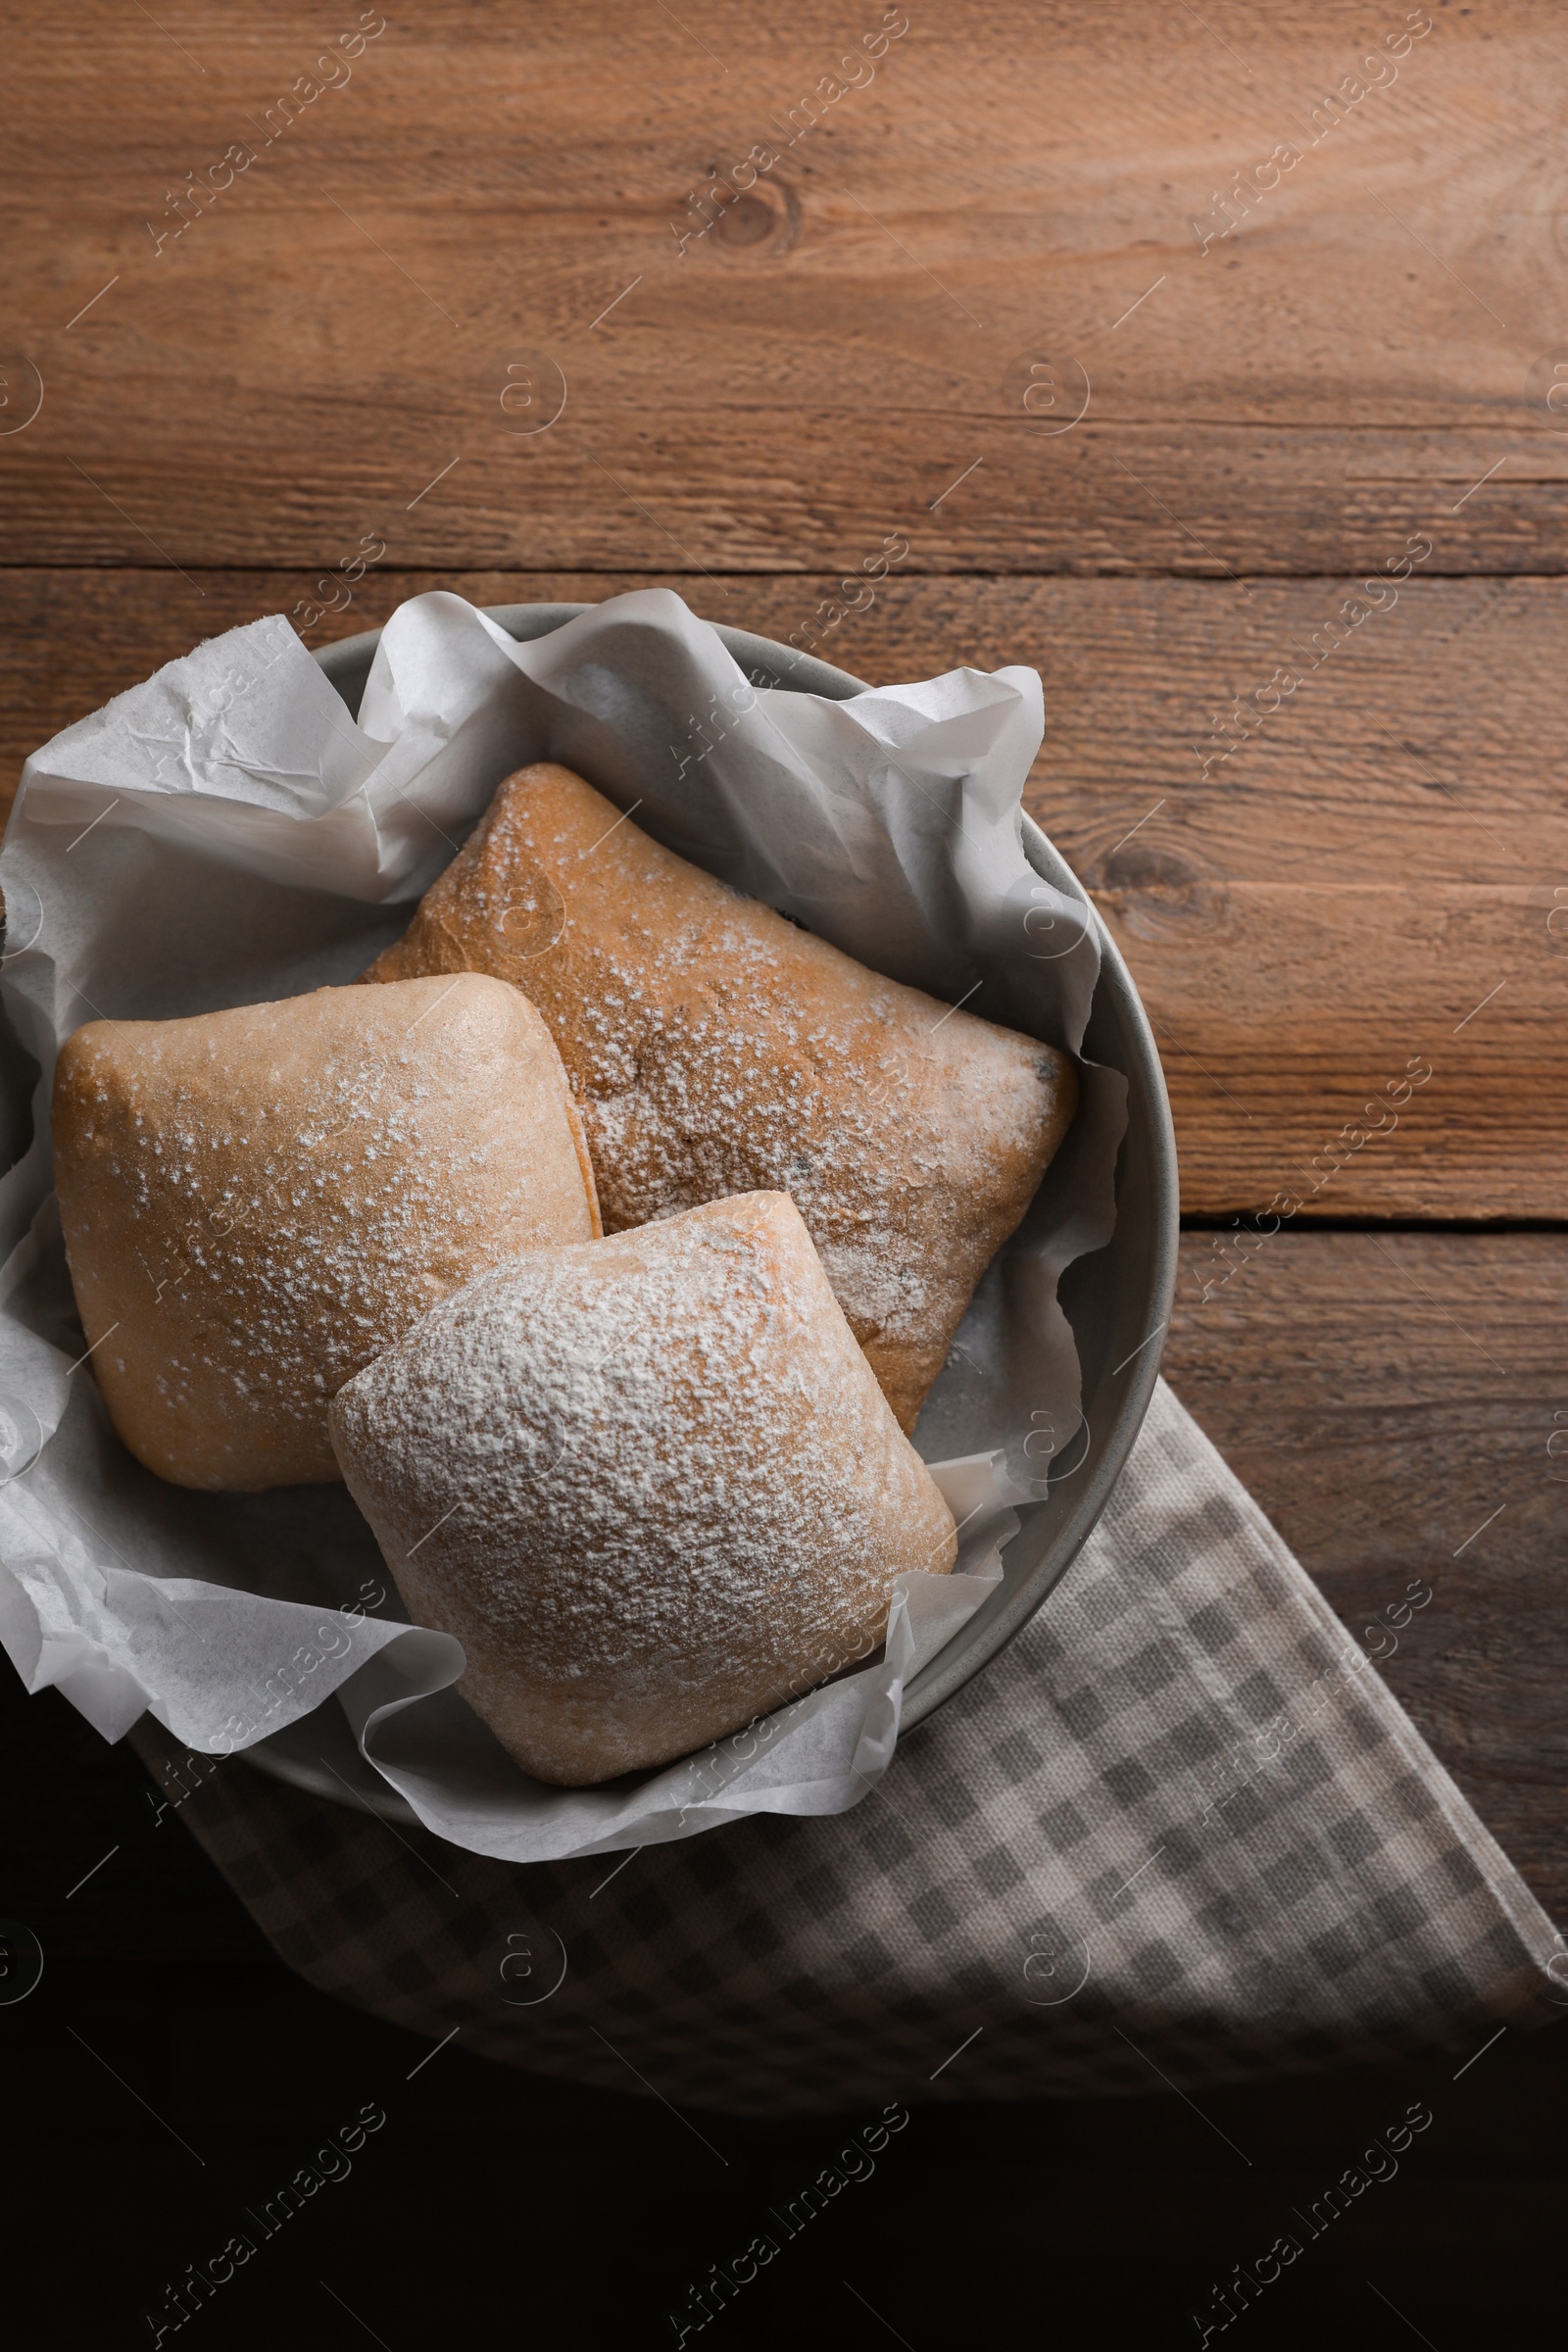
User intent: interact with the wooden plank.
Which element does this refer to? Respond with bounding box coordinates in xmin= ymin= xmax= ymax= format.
xmin=1167 ymin=1227 xmax=1568 ymax=1926
xmin=15 ymin=566 xmax=1568 ymax=895
xmin=6 ymin=565 xmax=1568 ymax=1219
xmin=2 ymin=1232 xmax=1559 ymax=1937
xmin=4 ymin=3 xmax=1568 ymax=571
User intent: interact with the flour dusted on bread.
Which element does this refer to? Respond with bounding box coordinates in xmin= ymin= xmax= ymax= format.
xmin=52 ymin=974 xmax=601 ymax=1491
xmin=367 ymin=762 xmax=1078 ymax=1432
xmin=328 ymin=1192 xmax=957 ymax=1786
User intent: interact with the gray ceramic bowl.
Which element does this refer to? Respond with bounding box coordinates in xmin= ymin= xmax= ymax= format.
xmin=273 ymin=604 xmax=1176 ymax=1795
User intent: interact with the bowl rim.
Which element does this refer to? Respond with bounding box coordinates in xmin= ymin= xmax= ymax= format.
xmin=301 ymin=599 xmax=1179 ymax=1754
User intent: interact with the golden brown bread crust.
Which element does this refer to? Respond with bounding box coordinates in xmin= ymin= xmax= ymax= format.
xmin=329 ymin=1192 xmax=958 ymax=1785
xmin=367 ymin=763 xmax=1078 ymax=1432
xmin=52 ymin=974 xmax=600 ymax=1491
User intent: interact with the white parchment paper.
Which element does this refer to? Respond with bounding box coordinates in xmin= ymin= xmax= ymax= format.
xmin=0 ymin=589 xmax=1125 ymax=1860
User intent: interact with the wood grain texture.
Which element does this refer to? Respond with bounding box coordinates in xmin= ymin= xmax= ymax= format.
xmin=1166 ymin=1228 xmax=1568 ymax=1923
xmin=7 ymin=565 xmax=1567 ymax=1218
xmin=3 ymin=0 xmax=1564 ymax=1964
xmin=5 ymin=3 xmax=1568 ymax=570
xmin=2 ymin=1232 xmax=1558 ymax=1933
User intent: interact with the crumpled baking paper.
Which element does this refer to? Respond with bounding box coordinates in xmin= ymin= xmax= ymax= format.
xmin=0 ymin=589 xmax=1124 ymax=1860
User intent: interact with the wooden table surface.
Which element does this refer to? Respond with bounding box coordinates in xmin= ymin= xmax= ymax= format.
xmin=3 ymin=1 xmax=1563 ymax=1923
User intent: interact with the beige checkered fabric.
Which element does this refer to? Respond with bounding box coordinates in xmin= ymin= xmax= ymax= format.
xmin=130 ymin=1382 xmax=1563 ymax=2114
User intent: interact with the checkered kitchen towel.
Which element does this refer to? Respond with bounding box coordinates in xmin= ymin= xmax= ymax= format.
xmin=130 ymin=1381 xmax=1563 ymax=2113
